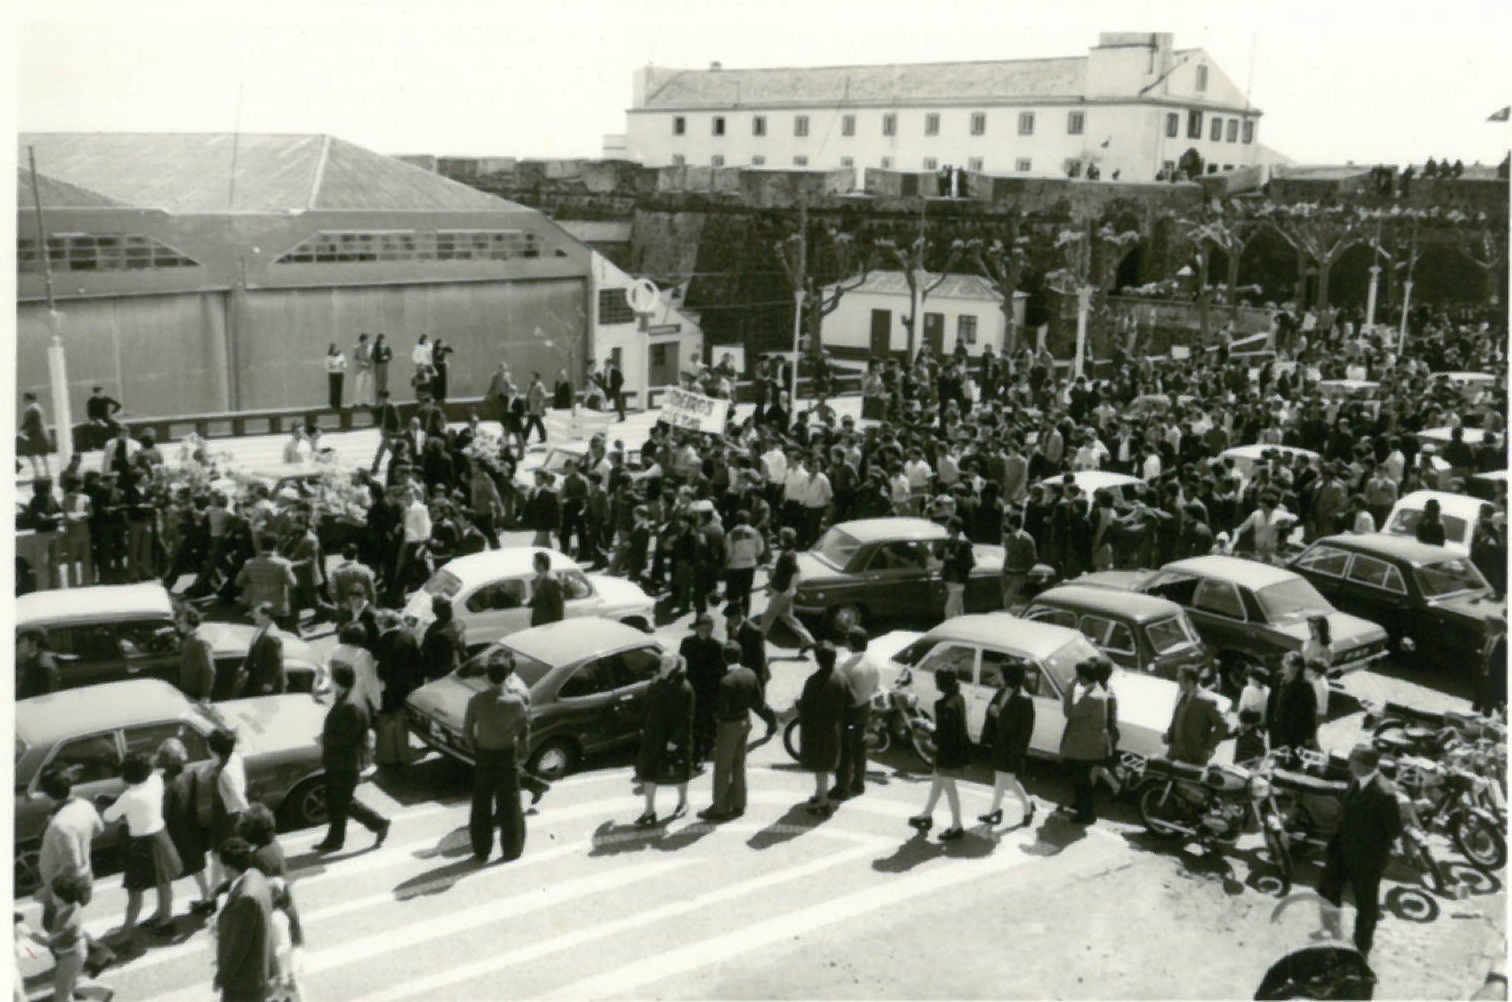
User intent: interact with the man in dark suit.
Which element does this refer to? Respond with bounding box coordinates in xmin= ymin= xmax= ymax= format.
xmin=606 ymin=359 xmax=626 ymax=422
xmin=314 ymin=664 xmax=391 ymax=852
xmin=701 ymin=640 xmax=766 ymax=822
xmin=213 ymin=837 xmax=274 ymax=1002
xmin=1163 ymin=665 xmax=1228 ymax=765
xmin=370 ymin=391 xmax=404 ymax=475
xmin=85 ymin=386 xmax=123 ymax=447
xmin=528 ymin=550 xmax=565 ymax=626
xmin=239 ymin=603 xmax=286 ymax=697
xmin=1318 ymin=743 xmax=1403 ymax=957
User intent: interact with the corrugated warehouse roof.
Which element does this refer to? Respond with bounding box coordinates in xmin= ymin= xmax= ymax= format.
xmin=826 ymin=270 xmax=1004 ymax=302
xmin=640 ymin=57 xmax=1088 ymax=109
xmin=19 ymin=133 xmax=525 ymax=215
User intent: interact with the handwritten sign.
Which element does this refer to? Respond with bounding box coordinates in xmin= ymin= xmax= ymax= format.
xmin=658 ymin=387 xmax=729 ymax=433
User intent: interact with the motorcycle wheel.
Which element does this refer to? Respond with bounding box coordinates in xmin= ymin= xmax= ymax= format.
xmin=1138 ymin=782 xmax=1189 ymax=837
xmin=864 ymin=723 xmax=892 ymax=756
xmin=1451 ymin=809 xmax=1507 ymax=873
xmin=1263 ymin=824 xmax=1294 ymax=896
xmin=1400 ymin=833 xmax=1448 ymax=895
xmin=782 ymin=719 xmax=802 ymax=763
xmin=909 ymin=727 xmax=936 ymax=769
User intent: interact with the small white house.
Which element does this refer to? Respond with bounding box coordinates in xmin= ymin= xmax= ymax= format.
xmin=591 ymin=253 xmax=704 ymax=406
xmin=819 ymin=270 xmax=1027 ymax=358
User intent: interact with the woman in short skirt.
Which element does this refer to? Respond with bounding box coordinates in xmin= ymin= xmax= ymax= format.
xmin=157 ymin=738 xmax=216 ymax=914
xmin=909 ymin=668 xmax=970 ymax=840
xmin=102 ymin=752 xmax=182 ymax=939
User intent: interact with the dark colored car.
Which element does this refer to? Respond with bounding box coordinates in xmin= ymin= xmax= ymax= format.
xmin=1021 ymin=584 xmax=1214 ymax=681
xmin=406 ymin=619 xmax=666 ymax=780
xmin=1077 ymin=555 xmax=1389 ymax=692
xmin=791 ymin=517 xmax=1042 ymax=635
xmin=14 ymin=679 xmax=330 ymax=892
xmin=1288 ymin=533 xmax=1505 ymax=668
xmin=14 ymin=583 xmax=326 ymax=696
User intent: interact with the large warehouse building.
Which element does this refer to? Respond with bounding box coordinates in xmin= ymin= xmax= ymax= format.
xmin=16 ymin=133 xmax=600 ymax=419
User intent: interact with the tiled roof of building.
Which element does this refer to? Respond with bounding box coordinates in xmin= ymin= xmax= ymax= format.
xmin=640 ymin=57 xmax=1090 ymax=109
xmin=18 ymin=133 xmax=526 ymax=215
xmin=829 ymin=270 xmax=1004 ymax=301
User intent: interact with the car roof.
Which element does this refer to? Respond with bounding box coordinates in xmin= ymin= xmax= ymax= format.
xmin=1037 ymin=471 xmax=1143 ymax=491
xmin=1029 ymin=584 xmax=1187 ymax=623
xmin=435 ymin=548 xmax=584 ymax=590
xmin=1220 ymin=444 xmax=1319 ymax=462
xmin=1431 ymin=371 xmax=1496 ymax=382
xmin=15 ymin=583 xmax=175 ymax=626
xmin=923 ymin=614 xmax=1088 ymax=661
xmin=834 ymin=518 xmax=946 ymax=543
xmin=1162 ymin=555 xmax=1300 ymax=589
xmin=501 ymin=618 xmax=657 ymax=667
xmin=1394 ymin=491 xmax=1491 ymax=520
xmin=15 ymin=679 xmax=191 ymax=746
xmin=1307 ymin=533 xmax=1470 ymax=567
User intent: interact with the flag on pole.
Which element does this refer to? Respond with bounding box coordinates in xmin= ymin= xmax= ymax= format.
xmin=1490 ymin=106 xmax=1511 ymax=122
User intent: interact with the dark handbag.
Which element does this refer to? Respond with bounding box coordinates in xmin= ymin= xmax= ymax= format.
xmin=656 ymin=743 xmax=688 ymax=785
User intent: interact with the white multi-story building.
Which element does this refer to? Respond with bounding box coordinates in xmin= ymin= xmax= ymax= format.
xmin=616 ymin=33 xmax=1275 ymax=182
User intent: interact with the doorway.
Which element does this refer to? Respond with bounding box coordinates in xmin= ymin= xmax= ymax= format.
xmin=648 ymin=341 xmax=680 ymax=387
xmin=869 ymin=309 xmax=892 ymax=356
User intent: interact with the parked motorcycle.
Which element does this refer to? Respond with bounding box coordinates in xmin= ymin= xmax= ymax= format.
xmin=1388 ymin=754 xmax=1506 ymax=873
xmin=783 ymin=675 xmax=935 ymax=768
xmin=1362 ymin=699 xmax=1506 ymax=752
xmin=1123 ymin=751 xmax=1294 ymax=893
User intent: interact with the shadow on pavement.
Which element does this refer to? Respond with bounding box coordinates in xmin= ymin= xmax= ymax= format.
xmin=393 ymin=854 xmax=486 ymax=900
xmin=1385 ymin=884 xmax=1441 ymax=923
xmin=1019 ymin=815 xmax=1090 ymax=857
xmin=747 ymin=802 xmax=832 ymax=850
xmin=871 ymin=826 xmax=999 ymax=873
xmin=1442 ymin=861 xmax=1502 ymax=897
xmin=411 ymin=825 xmax=474 ymax=861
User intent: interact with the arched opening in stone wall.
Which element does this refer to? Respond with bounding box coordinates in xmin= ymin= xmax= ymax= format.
xmin=1238 ymin=225 xmax=1300 ymax=306
xmin=1327 ymin=243 xmax=1378 ymax=308
xmin=1114 ymin=244 xmax=1144 ymax=293
xmin=1412 ymin=244 xmax=1490 ymax=304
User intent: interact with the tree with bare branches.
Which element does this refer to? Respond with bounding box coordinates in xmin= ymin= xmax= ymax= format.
xmin=966 ymin=212 xmax=1031 ymax=354
xmin=1255 ymin=202 xmax=1374 ymax=310
xmin=775 ymin=227 xmax=875 ymax=357
xmin=875 ymin=235 xmax=968 ymax=357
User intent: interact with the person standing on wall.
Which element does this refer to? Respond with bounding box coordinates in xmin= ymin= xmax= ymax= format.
xmin=19 ymin=391 xmax=52 ymax=479
xmin=371 ymin=334 xmax=393 ymax=400
xmin=431 ymin=338 xmax=454 ymax=403
xmin=352 ymin=333 xmax=375 ymax=406
xmin=324 ymin=343 xmax=347 ymax=410
xmin=606 ymin=358 xmax=626 ymax=422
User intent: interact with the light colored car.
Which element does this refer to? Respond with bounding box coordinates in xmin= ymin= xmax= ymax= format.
xmin=1382 ymin=490 xmax=1497 ymax=557
xmin=863 ymin=615 xmax=1230 ymax=763
xmin=404 ymin=548 xmax=656 ymax=648
xmin=406 ymin=619 xmax=669 ymax=779
xmin=1218 ymin=444 xmax=1320 ymax=480
xmin=14 ymin=679 xmax=331 ymax=891
xmin=513 ymin=441 xmax=645 ymax=492
xmin=1036 ymin=470 xmax=1145 ymax=502
xmin=14 ymin=583 xmax=326 ymax=696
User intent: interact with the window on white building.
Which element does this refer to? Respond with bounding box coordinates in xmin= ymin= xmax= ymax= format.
xmin=1196 ymin=65 xmax=1209 ymax=91
xmin=925 ymin=113 xmax=940 ymax=136
xmin=923 ymin=157 xmax=938 ymax=170
xmin=793 ymin=155 xmax=809 ymax=166
xmin=712 ymin=116 xmax=725 ymax=136
xmin=1226 ymin=119 xmax=1238 ymax=143
xmin=598 ymin=288 xmax=637 ymax=325
xmin=1243 ymin=120 xmax=1255 ymax=144
xmin=1016 ymin=158 xmax=1032 ymax=172
xmin=881 ymin=156 xmax=894 ymax=169
xmin=752 ymin=155 xmax=766 ymax=166
xmin=671 ymin=154 xmax=685 ymax=166
xmin=1067 ymin=111 xmax=1085 ymax=135
xmin=752 ymin=115 xmax=766 ymax=137
xmin=795 ymin=115 xmax=810 ymax=137
xmin=841 ymin=114 xmax=855 ymax=137
xmin=1210 ymin=117 xmax=1223 ymax=142
xmin=882 ymin=113 xmax=897 ymax=136
xmin=1166 ymin=112 xmax=1180 ymax=138
xmin=1018 ymin=112 xmax=1035 ymax=136
xmin=1187 ymin=110 xmax=1204 ymax=139
xmin=711 ymin=155 xmax=725 ymax=167
xmin=971 ymin=112 xmax=987 ymax=136
xmin=958 ymin=315 xmax=978 ymax=345
xmin=840 ymin=156 xmax=854 ymax=167
xmin=967 ymin=157 xmax=984 ymax=172
xmin=672 ymin=117 xmax=686 ymax=135
xmin=1206 ymin=164 xmax=1218 ymax=174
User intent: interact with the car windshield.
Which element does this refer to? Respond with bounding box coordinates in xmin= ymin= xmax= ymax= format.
xmin=542 ymin=449 xmax=582 ymax=475
xmin=1387 ymin=508 xmax=1470 ymax=545
xmin=1414 ymin=558 xmax=1491 ymax=599
xmin=812 ymin=528 xmax=863 ymax=570
xmin=422 ymin=570 xmax=463 ymax=599
xmin=463 ymin=644 xmax=555 ymax=689
xmin=1254 ymin=578 xmax=1331 ymax=623
xmin=1146 ymin=615 xmax=1200 ymax=654
xmin=1043 ymin=636 xmax=1103 ymax=691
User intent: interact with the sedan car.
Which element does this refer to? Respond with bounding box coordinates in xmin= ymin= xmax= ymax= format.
xmin=15 ymin=583 xmax=325 ymax=696
xmin=790 ymin=518 xmax=1032 ymax=635
xmin=1289 ymin=533 xmax=1504 ymax=669
xmin=1036 ymin=471 xmax=1145 ymax=503
xmin=1382 ymin=490 xmax=1496 ymax=557
xmin=406 ymin=619 xmax=667 ymax=780
xmin=865 ymin=615 xmax=1230 ymax=763
xmin=14 ymin=679 xmax=330 ymax=892
xmin=1077 ymin=555 xmax=1389 ymax=692
xmin=1218 ymin=444 xmax=1320 ymax=481
xmin=1022 ymin=584 xmax=1213 ymax=681
xmin=404 ymin=548 xmax=656 ymax=649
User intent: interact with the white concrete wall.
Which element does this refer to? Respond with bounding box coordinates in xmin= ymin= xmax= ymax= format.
xmin=820 ymin=287 xmax=1027 ymax=357
xmin=591 ymin=252 xmax=705 ymax=404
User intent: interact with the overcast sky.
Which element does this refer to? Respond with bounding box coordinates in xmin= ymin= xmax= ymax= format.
xmin=9 ymin=0 xmax=1512 ymax=166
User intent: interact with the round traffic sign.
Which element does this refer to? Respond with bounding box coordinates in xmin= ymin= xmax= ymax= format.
xmin=625 ymin=279 xmax=660 ymax=315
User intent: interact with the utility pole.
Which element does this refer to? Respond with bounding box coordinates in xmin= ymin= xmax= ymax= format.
xmin=789 ymin=190 xmax=807 ymax=424
xmin=27 ymin=145 xmax=74 ymax=472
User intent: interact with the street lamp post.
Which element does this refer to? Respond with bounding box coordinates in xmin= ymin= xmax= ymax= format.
xmin=1366 ymin=265 xmax=1382 ymax=330
xmin=1073 ymin=285 xmax=1092 ymax=379
xmin=26 ymin=146 xmax=73 ymax=472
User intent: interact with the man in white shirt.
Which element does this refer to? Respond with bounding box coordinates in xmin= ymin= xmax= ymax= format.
xmin=411 ymin=334 xmax=433 ymax=370
xmin=1140 ymin=447 xmax=1163 ymax=482
xmin=393 ymin=488 xmax=432 ymax=600
xmin=833 ymin=628 xmax=880 ymax=800
xmin=35 ymin=766 xmax=105 ymax=930
xmin=760 ymin=441 xmax=788 ymax=511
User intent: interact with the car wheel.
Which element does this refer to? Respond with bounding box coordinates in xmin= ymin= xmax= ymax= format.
xmin=828 ymin=604 xmax=864 ymax=636
xmin=783 ymin=719 xmax=802 ymax=763
xmin=279 ymin=777 xmax=329 ymax=830
xmin=529 ymin=738 xmax=579 ymax=782
xmin=15 ymin=842 xmax=41 ymax=895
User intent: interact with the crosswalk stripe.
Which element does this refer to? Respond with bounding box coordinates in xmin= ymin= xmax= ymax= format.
xmin=361 ymin=839 xmax=887 ymax=1002
xmin=544 ymin=842 xmax=1033 ymax=1000
xmin=152 ymin=857 xmax=698 ymax=1002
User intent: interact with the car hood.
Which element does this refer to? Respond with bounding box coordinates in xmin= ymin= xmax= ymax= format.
xmin=795 ymin=552 xmax=848 ymax=586
xmin=589 ymin=574 xmax=654 ymax=611
xmin=971 ymin=544 xmax=1006 ymax=574
xmin=1431 ymin=592 xmax=1507 ymax=624
xmin=1269 ymin=611 xmax=1387 ymax=650
xmin=1074 ymin=570 xmax=1155 ymax=592
xmin=407 ymin=674 xmax=487 ymax=731
xmin=1110 ymin=671 xmax=1230 ymax=736
xmin=211 ymin=695 xmax=329 ymax=757
xmin=198 ymin=623 xmax=318 ymax=664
